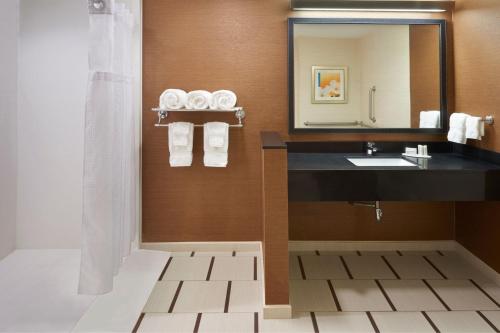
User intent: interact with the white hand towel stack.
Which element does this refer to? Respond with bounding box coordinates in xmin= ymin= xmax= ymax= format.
xmin=168 ymin=122 xmax=194 ymax=167
xmin=419 ymin=111 xmax=441 ymax=129
xmin=159 ymin=89 xmax=187 ymax=110
xmin=465 ymin=116 xmax=485 ymax=141
xmin=186 ymin=90 xmax=213 ymax=110
xmin=210 ymin=90 xmax=237 ymax=110
xmin=204 ymin=122 xmax=229 ymax=167
xmin=447 ymin=113 xmax=468 ymax=144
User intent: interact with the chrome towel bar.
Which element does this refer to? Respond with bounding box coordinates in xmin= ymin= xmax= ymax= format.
xmin=151 ymin=107 xmax=246 ymax=128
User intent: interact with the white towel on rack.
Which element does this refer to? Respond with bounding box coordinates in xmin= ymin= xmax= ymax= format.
xmin=419 ymin=111 xmax=441 ymax=129
xmin=168 ymin=122 xmax=194 ymax=167
xmin=159 ymin=89 xmax=187 ymax=110
xmin=447 ymin=113 xmax=469 ymax=144
xmin=186 ymin=90 xmax=213 ymax=110
xmin=204 ymin=122 xmax=229 ymax=167
xmin=465 ymin=116 xmax=485 ymax=141
xmin=210 ymin=90 xmax=237 ymax=110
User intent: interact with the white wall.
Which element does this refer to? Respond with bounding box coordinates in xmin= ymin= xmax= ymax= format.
xmin=16 ymin=0 xmax=142 ymax=249
xmin=0 ymin=0 xmax=19 ymax=259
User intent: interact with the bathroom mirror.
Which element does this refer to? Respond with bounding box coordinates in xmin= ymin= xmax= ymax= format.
xmin=288 ymin=18 xmax=448 ymax=133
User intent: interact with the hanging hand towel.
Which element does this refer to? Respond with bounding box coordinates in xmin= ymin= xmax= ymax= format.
xmin=168 ymin=122 xmax=194 ymax=167
xmin=447 ymin=113 xmax=469 ymax=144
xmin=186 ymin=90 xmax=213 ymax=110
xmin=204 ymin=122 xmax=229 ymax=168
xmin=465 ymin=116 xmax=485 ymax=141
xmin=209 ymin=90 xmax=237 ymax=110
xmin=419 ymin=111 xmax=441 ymax=129
xmin=159 ymin=89 xmax=187 ymax=110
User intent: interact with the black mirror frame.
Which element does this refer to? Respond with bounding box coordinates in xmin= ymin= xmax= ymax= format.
xmin=288 ymin=18 xmax=448 ymax=134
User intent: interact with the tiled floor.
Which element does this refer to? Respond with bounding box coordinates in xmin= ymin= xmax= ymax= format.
xmin=134 ymin=249 xmax=500 ymax=333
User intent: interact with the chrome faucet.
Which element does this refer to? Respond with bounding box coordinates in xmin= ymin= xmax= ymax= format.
xmin=366 ymin=142 xmax=378 ymax=156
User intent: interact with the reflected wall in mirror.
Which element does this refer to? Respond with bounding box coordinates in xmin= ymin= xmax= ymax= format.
xmin=289 ymin=19 xmax=447 ymax=133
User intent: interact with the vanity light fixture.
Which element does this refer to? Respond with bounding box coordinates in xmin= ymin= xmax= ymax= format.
xmin=290 ymin=0 xmax=452 ymax=12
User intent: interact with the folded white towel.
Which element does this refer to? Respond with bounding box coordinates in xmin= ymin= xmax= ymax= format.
xmin=204 ymin=122 xmax=229 ymax=167
xmin=186 ymin=90 xmax=212 ymax=110
xmin=465 ymin=116 xmax=485 ymax=141
xmin=419 ymin=111 xmax=441 ymax=129
xmin=210 ymin=90 xmax=237 ymax=110
xmin=159 ymin=89 xmax=187 ymax=110
xmin=447 ymin=113 xmax=468 ymax=144
xmin=168 ymin=122 xmax=194 ymax=167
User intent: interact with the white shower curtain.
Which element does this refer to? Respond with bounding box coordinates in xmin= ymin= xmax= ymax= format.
xmin=79 ymin=0 xmax=137 ymax=295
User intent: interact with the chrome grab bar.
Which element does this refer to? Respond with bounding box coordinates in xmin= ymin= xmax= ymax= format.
xmin=369 ymin=86 xmax=376 ymax=123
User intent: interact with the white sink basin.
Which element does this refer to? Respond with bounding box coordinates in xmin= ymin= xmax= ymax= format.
xmin=347 ymin=157 xmax=416 ymax=167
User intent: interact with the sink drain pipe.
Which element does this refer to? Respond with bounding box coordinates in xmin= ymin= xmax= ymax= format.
xmin=348 ymin=201 xmax=383 ymax=222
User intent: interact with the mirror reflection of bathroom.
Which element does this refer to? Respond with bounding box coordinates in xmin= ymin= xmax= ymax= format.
xmin=293 ymin=23 xmax=442 ymax=129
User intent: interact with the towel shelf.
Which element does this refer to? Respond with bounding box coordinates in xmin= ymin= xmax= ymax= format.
xmin=151 ymin=107 xmax=246 ymax=128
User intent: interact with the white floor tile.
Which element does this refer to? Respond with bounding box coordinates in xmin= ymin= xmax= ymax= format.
xmin=428 ymin=279 xmax=499 ymax=310
xmin=235 ymin=251 xmax=261 ymax=257
xmin=229 ymin=281 xmax=262 ymax=313
xmin=195 ymin=251 xmax=234 ymax=257
xmin=169 ymin=252 xmax=193 ymax=257
xmin=400 ymin=251 xmax=442 ymax=257
xmin=163 ymin=257 xmax=212 ymax=281
xmin=472 ymin=279 xmax=500 ymax=305
xmin=342 ymin=255 xmax=397 ymax=279
xmin=427 ymin=311 xmax=496 ymax=333
xmin=290 ymin=280 xmax=337 ymax=312
xmin=315 ymin=312 xmax=375 ymax=332
xmin=425 ymin=253 xmax=486 ymax=280
xmin=143 ymin=281 xmax=179 ymax=313
xmin=360 ymin=251 xmax=398 ymax=256
xmin=198 ymin=313 xmax=255 ymax=333
xmin=260 ymin=312 xmax=315 ymax=333
xmin=289 ymin=255 xmax=303 ymax=280
xmin=385 ymin=255 xmax=444 ymax=279
xmin=138 ymin=313 xmax=197 ymax=333
xmin=210 ymin=256 xmax=257 ymax=281
xmin=290 ymin=251 xmax=319 ymax=257
xmin=380 ymin=280 xmax=446 ymax=311
xmin=318 ymin=251 xmax=358 ymax=256
xmin=332 ymin=280 xmax=393 ymax=312
xmin=481 ymin=311 xmax=500 ymax=331
xmin=372 ymin=312 xmax=435 ymax=333
xmin=301 ymin=255 xmax=350 ymax=280
xmin=172 ymin=281 xmax=227 ymax=313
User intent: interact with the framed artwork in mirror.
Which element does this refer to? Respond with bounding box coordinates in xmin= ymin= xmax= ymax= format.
xmin=311 ymin=66 xmax=348 ymax=104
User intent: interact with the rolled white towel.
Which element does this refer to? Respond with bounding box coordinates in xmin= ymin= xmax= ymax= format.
xmin=419 ymin=111 xmax=441 ymax=129
xmin=186 ymin=90 xmax=212 ymax=110
xmin=159 ymin=89 xmax=187 ymax=110
xmin=210 ymin=90 xmax=237 ymax=110
xmin=465 ymin=116 xmax=485 ymax=141
xmin=447 ymin=113 xmax=468 ymax=144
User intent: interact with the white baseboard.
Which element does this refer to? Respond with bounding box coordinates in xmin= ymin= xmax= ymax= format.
xmin=289 ymin=240 xmax=456 ymax=252
xmin=263 ymin=305 xmax=292 ymax=319
xmin=454 ymin=243 xmax=500 ymax=286
xmin=141 ymin=241 xmax=261 ymax=253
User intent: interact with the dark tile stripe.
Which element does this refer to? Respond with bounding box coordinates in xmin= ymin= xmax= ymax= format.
xmin=131 ymin=313 xmax=145 ymax=333
xmin=232 ymin=251 xmax=236 ymax=257
xmin=168 ymin=281 xmax=184 ymax=313
xmin=224 ymin=281 xmax=232 ymax=313
xmin=357 ymin=250 xmax=362 ymax=256
xmin=381 ymin=256 xmax=401 ymax=280
xmin=470 ymin=279 xmax=500 ymax=307
xmin=254 ymin=312 xmax=259 ymax=333
xmin=339 ymin=256 xmax=353 ymax=279
xmin=206 ymin=257 xmax=215 ymax=281
xmin=396 ymin=250 xmax=403 ymax=256
xmin=422 ymin=311 xmax=441 ymax=333
xmin=298 ymin=256 xmax=307 ymax=280
xmin=423 ymin=256 xmax=448 ymax=279
xmin=437 ymin=250 xmax=445 ymax=256
xmin=366 ymin=312 xmax=380 ymax=333
xmin=310 ymin=312 xmax=319 ymax=333
xmin=327 ymin=280 xmax=342 ymax=311
xmin=193 ymin=313 xmax=202 ymax=333
xmin=190 ymin=251 xmax=195 ymax=257
xmin=477 ymin=311 xmax=500 ymax=333
xmin=254 ymin=256 xmax=258 ymax=281
xmin=423 ymin=279 xmax=451 ymax=311
xmin=158 ymin=257 xmax=173 ymax=281
xmin=375 ymin=280 xmax=396 ymax=311
xmin=315 ymin=250 xmax=321 ymax=256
